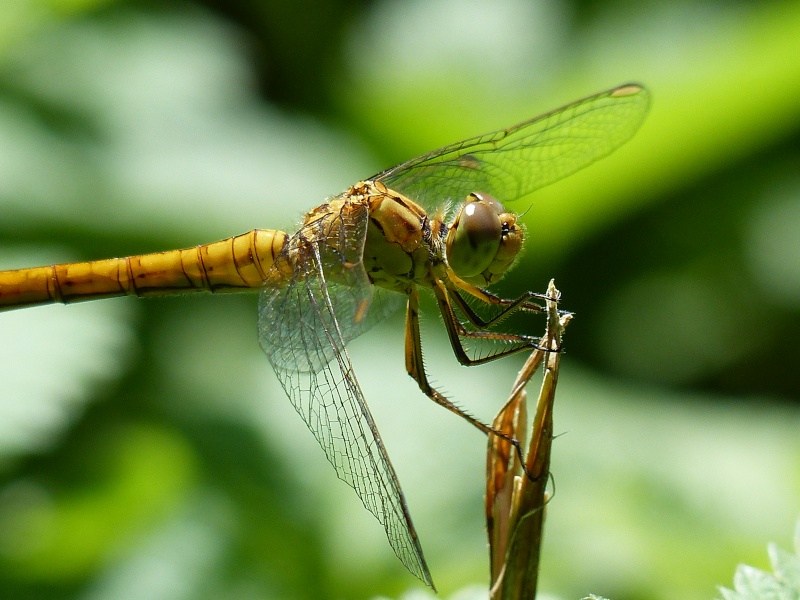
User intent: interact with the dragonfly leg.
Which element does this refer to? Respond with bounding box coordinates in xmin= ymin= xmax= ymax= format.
xmin=449 ymin=275 xmax=571 ymax=327
xmin=432 ymin=280 xmax=544 ymax=367
xmin=450 ymin=274 xmax=549 ymax=315
xmin=404 ymin=287 xmax=542 ymax=479
xmin=405 ymin=287 xmax=495 ymax=436
xmin=448 ymin=285 xmax=544 ymax=330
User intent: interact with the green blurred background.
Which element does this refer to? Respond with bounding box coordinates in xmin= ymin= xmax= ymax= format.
xmin=1 ymin=1 xmax=799 ymax=599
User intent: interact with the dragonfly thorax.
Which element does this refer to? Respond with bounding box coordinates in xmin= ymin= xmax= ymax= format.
xmin=445 ymin=192 xmax=523 ymax=286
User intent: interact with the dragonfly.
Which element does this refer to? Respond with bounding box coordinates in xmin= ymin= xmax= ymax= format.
xmin=0 ymin=83 xmax=649 ymax=588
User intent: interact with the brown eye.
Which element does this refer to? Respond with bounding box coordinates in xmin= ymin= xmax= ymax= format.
xmin=445 ymin=194 xmax=503 ymax=278
xmin=471 ymin=192 xmax=504 ymax=215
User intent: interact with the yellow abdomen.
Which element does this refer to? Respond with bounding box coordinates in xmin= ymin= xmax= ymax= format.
xmin=0 ymin=229 xmax=288 ymax=311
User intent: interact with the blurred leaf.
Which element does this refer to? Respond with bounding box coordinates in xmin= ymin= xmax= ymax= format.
xmin=0 ymin=256 xmax=136 ymax=463
xmin=0 ymin=9 xmax=375 ymax=243
xmin=0 ymin=0 xmax=120 ymax=60
xmin=718 ymin=520 xmax=800 ymax=600
xmin=75 ymin=492 xmax=234 ymax=600
xmin=541 ymin=366 xmax=800 ymax=600
xmin=744 ymin=176 xmax=800 ymax=308
xmin=0 ymin=422 xmax=197 ymax=581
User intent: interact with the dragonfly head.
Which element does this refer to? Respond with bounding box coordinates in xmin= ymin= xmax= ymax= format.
xmin=445 ymin=192 xmax=524 ymax=286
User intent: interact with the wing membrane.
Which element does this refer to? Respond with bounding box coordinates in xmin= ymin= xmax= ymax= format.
xmin=258 ymin=202 xmax=432 ymax=586
xmin=375 ymin=84 xmax=649 ymax=210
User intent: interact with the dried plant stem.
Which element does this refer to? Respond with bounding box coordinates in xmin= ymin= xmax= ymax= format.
xmin=486 ymin=280 xmax=571 ymax=600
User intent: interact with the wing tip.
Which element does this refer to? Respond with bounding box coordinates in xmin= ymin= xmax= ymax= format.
xmin=611 ymin=83 xmax=646 ymax=97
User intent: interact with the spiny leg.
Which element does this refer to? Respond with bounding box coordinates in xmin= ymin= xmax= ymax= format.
xmin=448 ymin=284 xmax=546 ymax=330
xmin=450 ymin=274 xmax=549 ymax=315
xmin=405 ymin=286 xmax=496 ymax=436
xmin=449 ymin=274 xmax=570 ymax=328
xmin=404 ymin=286 xmax=537 ymax=477
xmin=431 ymin=279 xmax=542 ymax=367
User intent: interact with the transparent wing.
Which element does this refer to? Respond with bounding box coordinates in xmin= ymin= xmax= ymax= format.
xmin=375 ymin=84 xmax=649 ymax=211
xmin=257 ymin=202 xmax=432 ymax=587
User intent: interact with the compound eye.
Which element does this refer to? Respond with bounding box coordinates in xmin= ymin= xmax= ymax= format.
xmin=445 ymin=194 xmax=503 ymax=278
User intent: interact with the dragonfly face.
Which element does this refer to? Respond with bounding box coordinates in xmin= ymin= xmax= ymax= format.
xmin=445 ymin=192 xmax=523 ymax=286
xmin=361 ymin=181 xmax=524 ymax=295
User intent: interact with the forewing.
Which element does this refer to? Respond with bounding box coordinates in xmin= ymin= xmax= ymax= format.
xmin=257 ymin=202 xmax=432 ymax=587
xmin=375 ymin=84 xmax=649 ymax=210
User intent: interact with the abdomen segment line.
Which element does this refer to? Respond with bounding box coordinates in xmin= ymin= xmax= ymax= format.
xmin=0 ymin=228 xmax=288 ymax=311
